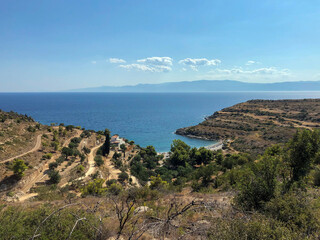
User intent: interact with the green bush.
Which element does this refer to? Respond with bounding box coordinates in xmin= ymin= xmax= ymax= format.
xmin=265 ymin=192 xmax=320 ymax=234
xmin=48 ymin=170 xmax=61 ymax=184
xmin=0 ymin=205 xmax=98 ymax=239
xmin=208 ymin=215 xmax=298 ymax=240
xmin=118 ymin=171 xmax=129 ymax=183
xmin=94 ymin=155 xmax=104 ymax=167
xmin=12 ymin=159 xmax=28 ymax=178
xmin=49 ymin=162 xmax=58 ymax=170
xmin=235 ymin=155 xmax=279 ymax=210
xmin=81 ymin=179 xmax=106 ymax=196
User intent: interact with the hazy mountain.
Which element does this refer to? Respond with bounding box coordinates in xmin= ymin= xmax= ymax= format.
xmin=68 ymin=80 xmax=320 ymax=92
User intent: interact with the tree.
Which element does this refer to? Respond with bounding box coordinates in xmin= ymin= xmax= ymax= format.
xmin=12 ymin=159 xmax=28 ymax=178
xmin=169 ymin=140 xmax=191 ymax=167
xmin=145 ymin=145 xmax=157 ymax=156
xmin=120 ymin=144 xmax=126 ymax=156
xmin=62 ymin=147 xmax=73 ymax=159
xmin=235 ymin=155 xmax=279 ymax=210
xmin=48 ymin=170 xmax=61 ymax=184
xmin=82 ymin=146 xmax=91 ymax=155
xmin=190 ymin=147 xmax=214 ymax=166
xmin=287 ymin=130 xmax=314 ymax=182
xmin=192 ymin=164 xmax=215 ymax=191
xmin=49 ymin=162 xmax=58 ymax=170
xmin=102 ymin=128 xmax=110 ymax=156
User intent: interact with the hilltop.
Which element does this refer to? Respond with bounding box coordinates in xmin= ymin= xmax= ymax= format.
xmin=176 ymin=99 xmax=320 ymax=154
xmin=68 ymin=80 xmax=320 ymax=92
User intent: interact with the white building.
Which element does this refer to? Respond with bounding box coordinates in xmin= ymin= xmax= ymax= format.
xmin=110 ymin=134 xmax=125 ymax=148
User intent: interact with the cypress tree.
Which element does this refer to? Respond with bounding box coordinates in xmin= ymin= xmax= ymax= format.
xmin=102 ymin=128 xmax=110 ymax=156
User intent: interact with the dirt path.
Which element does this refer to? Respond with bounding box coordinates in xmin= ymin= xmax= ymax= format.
xmin=19 ymin=130 xmax=81 ymax=195
xmin=17 ymin=192 xmax=38 ymax=202
xmin=0 ymin=134 xmax=42 ymax=163
xmin=84 ymin=143 xmax=104 ymax=178
xmin=104 ymin=150 xmax=121 ymax=180
xmin=130 ymin=175 xmax=140 ymax=187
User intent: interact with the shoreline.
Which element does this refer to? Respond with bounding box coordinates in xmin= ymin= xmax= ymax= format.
xmin=158 ymin=140 xmax=224 ymax=158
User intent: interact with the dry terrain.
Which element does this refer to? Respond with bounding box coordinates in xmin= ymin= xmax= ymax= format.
xmin=0 ymin=110 xmax=138 ymax=202
xmin=176 ymin=99 xmax=320 ymax=154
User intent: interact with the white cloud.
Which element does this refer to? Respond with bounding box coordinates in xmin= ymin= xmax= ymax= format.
xmin=109 ymin=58 xmax=126 ymax=64
xmin=119 ymin=64 xmax=171 ymax=72
xmin=246 ymin=60 xmax=260 ymax=65
xmin=213 ymin=67 xmax=290 ymax=76
xmin=202 ymin=67 xmax=291 ymax=81
xmin=91 ymin=61 xmax=97 ymax=64
xmin=137 ymin=57 xmax=173 ymax=66
xmin=179 ymin=58 xmax=221 ymax=71
xmin=119 ymin=56 xmax=173 ymax=72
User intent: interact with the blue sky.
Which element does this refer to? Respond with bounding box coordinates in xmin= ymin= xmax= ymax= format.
xmin=1 ymin=0 xmax=320 ymax=91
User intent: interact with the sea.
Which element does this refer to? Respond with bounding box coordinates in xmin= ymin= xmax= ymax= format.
xmin=1 ymin=92 xmax=320 ymax=152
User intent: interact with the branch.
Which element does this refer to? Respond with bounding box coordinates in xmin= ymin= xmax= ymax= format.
xmin=67 ymin=217 xmax=86 ymax=240
xmin=31 ymin=203 xmax=78 ymax=240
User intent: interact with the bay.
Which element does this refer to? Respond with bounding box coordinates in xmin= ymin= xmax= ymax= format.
xmin=1 ymin=92 xmax=320 ymax=152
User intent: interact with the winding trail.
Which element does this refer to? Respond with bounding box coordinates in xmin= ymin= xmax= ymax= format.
xmin=1 ymin=134 xmax=42 ymax=163
xmin=60 ymin=141 xmax=104 ymax=187
xmin=17 ymin=130 xmax=82 ymax=201
xmin=84 ymin=143 xmax=104 ymax=178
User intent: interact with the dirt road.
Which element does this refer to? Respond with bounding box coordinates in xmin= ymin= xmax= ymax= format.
xmin=1 ymin=134 xmax=42 ymax=163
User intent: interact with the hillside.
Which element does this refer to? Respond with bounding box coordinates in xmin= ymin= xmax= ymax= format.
xmin=69 ymin=80 xmax=320 ymax=92
xmin=2 ymin=108 xmax=320 ymax=239
xmin=0 ymin=110 xmax=139 ymax=202
xmin=176 ymin=99 xmax=320 ymax=154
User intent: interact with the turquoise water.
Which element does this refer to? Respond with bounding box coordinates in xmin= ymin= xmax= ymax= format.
xmin=1 ymin=92 xmax=320 ymax=152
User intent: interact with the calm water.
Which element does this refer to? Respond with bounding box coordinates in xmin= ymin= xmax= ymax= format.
xmin=1 ymin=92 xmax=320 ymax=152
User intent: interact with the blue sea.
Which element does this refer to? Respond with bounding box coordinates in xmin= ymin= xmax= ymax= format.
xmin=1 ymin=92 xmax=320 ymax=152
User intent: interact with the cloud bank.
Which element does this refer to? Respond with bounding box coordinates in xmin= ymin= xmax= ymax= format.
xmin=203 ymin=67 xmax=291 ymax=81
xmin=179 ymin=58 xmax=221 ymax=71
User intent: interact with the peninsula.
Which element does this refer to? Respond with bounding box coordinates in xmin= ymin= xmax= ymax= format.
xmin=176 ymin=99 xmax=320 ymax=154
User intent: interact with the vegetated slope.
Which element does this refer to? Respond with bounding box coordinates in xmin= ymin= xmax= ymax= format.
xmin=176 ymin=99 xmax=320 ymax=154
xmin=0 ymin=110 xmax=40 ymax=161
xmin=0 ymin=109 xmax=140 ymax=202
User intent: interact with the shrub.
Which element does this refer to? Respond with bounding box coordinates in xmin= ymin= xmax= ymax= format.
xmin=82 ymin=146 xmax=91 ymax=154
xmin=42 ymin=153 xmax=52 ymax=160
xmin=208 ymin=215 xmax=297 ymax=240
xmin=149 ymin=175 xmax=168 ymax=190
xmin=94 ymin=155 xmax=104 ymax=167
xmin=77 ymin=164 xmax=85 ymax=173
xmin=81 ymin=179 xmax=106 ymax=196
xmin=0 ymin=205 xmax=98 ymax=239
xmin=118 ymin=171 xmax=129 ymax=183
xmin=12 ymin=159 xmax=28 ymax=178
xmin=26 ymin=126 xmax=36 ymax=132
xmin=265 ymin=192 xmax=320 ymax=234
xmin=108 ymin=183 xmax=123 ymax=195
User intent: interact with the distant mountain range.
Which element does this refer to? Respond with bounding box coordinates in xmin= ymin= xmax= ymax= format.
xmin=68 ymin=80 xmax=320 ymax=92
